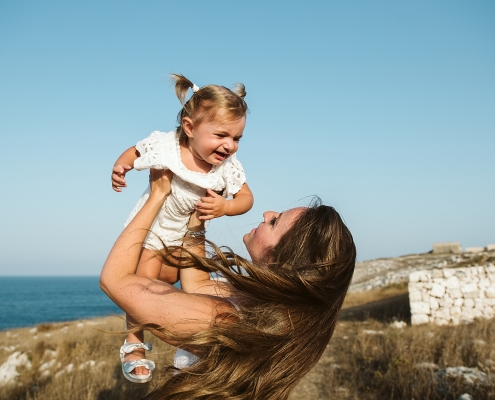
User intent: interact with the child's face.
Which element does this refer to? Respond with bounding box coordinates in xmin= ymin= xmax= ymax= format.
xmin=183 ymin=111 xmax=246 ymax=165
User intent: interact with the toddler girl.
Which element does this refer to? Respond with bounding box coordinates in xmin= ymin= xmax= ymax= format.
xmin=111 ymin=74 xmax=254 ymax=383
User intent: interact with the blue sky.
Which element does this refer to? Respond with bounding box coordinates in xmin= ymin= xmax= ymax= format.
xmin=0 ymin=1 xmax=494 ymax=275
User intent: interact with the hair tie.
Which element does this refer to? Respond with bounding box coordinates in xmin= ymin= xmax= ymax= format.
xmin=192 ymin=84 xmax=200 ymax=93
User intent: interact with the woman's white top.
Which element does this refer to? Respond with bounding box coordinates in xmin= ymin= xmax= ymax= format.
xmin=125 ymin=130 xmax=246 ymax=249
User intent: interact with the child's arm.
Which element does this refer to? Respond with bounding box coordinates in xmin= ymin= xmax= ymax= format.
xmin=195 ymin=183 xmax=254 ymax=221
xmin=111 ymin=146 xmax=140 ymax=192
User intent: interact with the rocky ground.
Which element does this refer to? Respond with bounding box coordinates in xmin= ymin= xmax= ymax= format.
xmin=350 ymin=249 xmax=495 ymax=292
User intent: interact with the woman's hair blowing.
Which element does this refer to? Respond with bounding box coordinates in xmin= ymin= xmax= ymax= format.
xmin=145 ymin=199 xmax=356 ymax=399
xmin=170 ymin=74 xmax=248 ymax=141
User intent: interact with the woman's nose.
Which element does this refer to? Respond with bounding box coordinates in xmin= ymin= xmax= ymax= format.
xmin=263 ymin=211 xmax=275 ymax=222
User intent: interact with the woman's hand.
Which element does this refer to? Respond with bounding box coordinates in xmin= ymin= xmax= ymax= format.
xmin=149 ymin=169 xmax=173 ymax=199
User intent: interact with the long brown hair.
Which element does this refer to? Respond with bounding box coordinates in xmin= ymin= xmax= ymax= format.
xmin=170 ymin=74 xmax=248 ymax=141
xmin=145 ymin=199 xmax=356 ymax=399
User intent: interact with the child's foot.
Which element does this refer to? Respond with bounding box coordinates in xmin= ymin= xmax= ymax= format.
xmin=123 ymin=345 xmax=149 ymax=376
xmin=120 ymin=341 xmax=155 ymax=383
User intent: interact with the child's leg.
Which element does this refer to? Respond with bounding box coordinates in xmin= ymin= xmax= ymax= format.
xmin=124 ymin=248 xmax=179 ymax=376
xmin=178 ymin=235 xmax=211 ymax=293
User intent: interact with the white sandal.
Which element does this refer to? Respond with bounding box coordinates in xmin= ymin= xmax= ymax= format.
xmin=120 ymin=341 xmax=156 ymax=383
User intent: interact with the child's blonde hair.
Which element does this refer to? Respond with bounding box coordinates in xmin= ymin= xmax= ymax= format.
xmin=170 ymin=74 xmax=248 ymax=140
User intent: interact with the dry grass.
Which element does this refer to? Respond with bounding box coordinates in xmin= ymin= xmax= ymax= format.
xmin=0 ymin=316 xmax=176 ymax=400
xmin=290 ymin=318 xmax=495 ymax=399
xmin=343 ymin=282 xmax=409 ymax=308
xmin=1 ymin=287 xmax=494 ymax=400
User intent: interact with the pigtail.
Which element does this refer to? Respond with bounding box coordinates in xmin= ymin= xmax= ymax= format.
xmin=233 ymin=83 xmax=247 ymax=99
xmin=170 ymin=73 xmax=195 ymax=105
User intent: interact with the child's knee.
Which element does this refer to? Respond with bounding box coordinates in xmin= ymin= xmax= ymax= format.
xmin=158 ymin=266 xmax=179 ymax=284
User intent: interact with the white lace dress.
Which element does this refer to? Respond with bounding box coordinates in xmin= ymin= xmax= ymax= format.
xmin=124 ymin=131 xmax=246 ymax=250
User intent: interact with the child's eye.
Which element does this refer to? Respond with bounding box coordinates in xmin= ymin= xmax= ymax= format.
xmin=234 ymin=137 xmax=241 ymax=142
xmin=269 ymin=216 xmax=277 ymax=226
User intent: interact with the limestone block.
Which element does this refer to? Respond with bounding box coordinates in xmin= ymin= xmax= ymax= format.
xmin=487 ymin=274 xmax=495 ymax=282
xmin=430 ymin=298 xmax=439 ymax=311
xmin=466 ymin=247 xmax=485 ymax=253
xmin=409 ymin=290 xmax=423 ymax=302
xmin=461 ymin=283 xmax=478 ymax=294
xmin=435 ymin=317 xmax=449 ymax=326
xmin=483 ymin=308 xmax=494 ymax=318
xmin=408 ymin=281 xmax=423 ymax=290
xmin=464 ymin=291 xmax=479 ymax=299
xmin=487 ymin=244 xmax=495 ymax=251
xmin=484 ymin=298 xmax=495 ymax=306
xmin=436 ymin=308 xmax=451 ymax=320
xmin=486 ymin=265 xmax=495 ymax=274
xmin=451 ymin=306 xmax=462 ymax=317
xmin=461 ymin=308 xmax=474 ymax=322
xmin=422 ymin=292 xmax=431 ymax=302
xmin=474 ymin=300 xmax=484 ymax=310
xmin=456 ymin=270 xmax=467 ymax=279
xmin=433 ymin=277 xmax=446 ymax=284
xmin=439 ymin=297 xmax=454 ymax=307
xmin=443 ymin=269 xmax=456 ymax=278
xmin=411 ymin=314 xmax=429 ymax=325
xmin=449 ymin=288 xmax=463 ymax=299
xmin=410 ymin=271 xmax=430 ymax=283
xmin=464 ymin=299 xmax=475 ymax=308
xmin=411 ymin=302 xmax=431 ymax=314
xmin=432 ymin=269 xmax=444 ymax=278
xmin=431 ymin=283 xmax=446 ymax=298
xmin=445 ymin=276 xmax=460 ymax=289
xmin=472 ymin=308 xmax=483 ymax=318
xmin=433 ymin=242 xmax=462 ymax=254
xmin=478 ymin=280 xmax=490 ymax=290
xmin=477 ymin=266 xmax=486 ymax=275
xmin=485 ymin=286 xmax=495 ymax=298
xmin=451 ymin=316 xmax=461 ymax=325
xmin=454 ymin=298 xmax=464 ymax=307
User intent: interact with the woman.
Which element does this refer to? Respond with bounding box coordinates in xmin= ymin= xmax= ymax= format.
xmin=100 ymin=170 xmax=356 ymax=399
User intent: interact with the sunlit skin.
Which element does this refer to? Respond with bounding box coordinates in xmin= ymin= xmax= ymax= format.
xmin=110 ymin=113 xmax=253 ymax=376
xmin=181 ymin=112 xmax=246 ymax=172
xmin=102 ymin=170 xmax=307 ymax=377
xmin=243 ymin=207 xmax=306 ymax=263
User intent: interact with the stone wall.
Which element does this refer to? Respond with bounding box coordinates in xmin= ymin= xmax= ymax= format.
xmin=408 ymin=264 xmax=495 ymax=325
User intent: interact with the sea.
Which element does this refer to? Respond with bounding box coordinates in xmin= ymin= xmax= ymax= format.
xmin=0 ymin=276 xmax=123 ymax=331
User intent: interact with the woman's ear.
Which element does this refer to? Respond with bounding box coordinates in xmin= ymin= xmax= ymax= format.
xmin=182 ymin=117 xmax=194 ymax=138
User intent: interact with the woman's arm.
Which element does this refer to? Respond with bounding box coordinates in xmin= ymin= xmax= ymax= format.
xmin=100 ymin=169 xmax=234 ymax=342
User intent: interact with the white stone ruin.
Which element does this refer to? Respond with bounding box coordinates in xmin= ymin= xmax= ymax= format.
xmin=432 ymin=242 xmax=462 ymax=254
xmin=409 ymin=264 xmax=495 ymax=325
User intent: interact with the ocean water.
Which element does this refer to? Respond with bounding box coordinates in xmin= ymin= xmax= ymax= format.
xmin=0 ymin=277 xmax=123 ymax=331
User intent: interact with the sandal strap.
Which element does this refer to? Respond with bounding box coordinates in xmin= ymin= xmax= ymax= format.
xmin=122 ymin=359 xmax=156 ymax=373
xmin=120 ymin=341 xmax=153 ymax=355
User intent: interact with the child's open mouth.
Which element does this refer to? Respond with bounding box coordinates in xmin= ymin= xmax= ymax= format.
xmin=214 ymin=151 xmax=228 ymax=160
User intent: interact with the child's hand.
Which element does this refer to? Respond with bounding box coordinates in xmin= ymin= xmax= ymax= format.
xmin=195 ymin=189 xmax=230 ymax=220
xmin=112 ymin=164 xmax=133 ymax=192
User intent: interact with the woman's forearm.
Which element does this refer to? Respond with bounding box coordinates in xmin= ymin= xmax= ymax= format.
xmin=100 ymin=180 xmax=168 ymax=299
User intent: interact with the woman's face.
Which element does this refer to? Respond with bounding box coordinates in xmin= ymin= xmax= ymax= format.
xmin=243 ymin=207 xmax=306 ymax=263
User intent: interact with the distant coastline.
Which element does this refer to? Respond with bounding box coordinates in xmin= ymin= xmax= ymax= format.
xmin=0 ymin=276 xmax=122 ymax=331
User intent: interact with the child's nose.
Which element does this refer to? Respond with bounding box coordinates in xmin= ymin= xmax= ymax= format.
xmin=222 ymin=138 xmax=235 ymax=153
